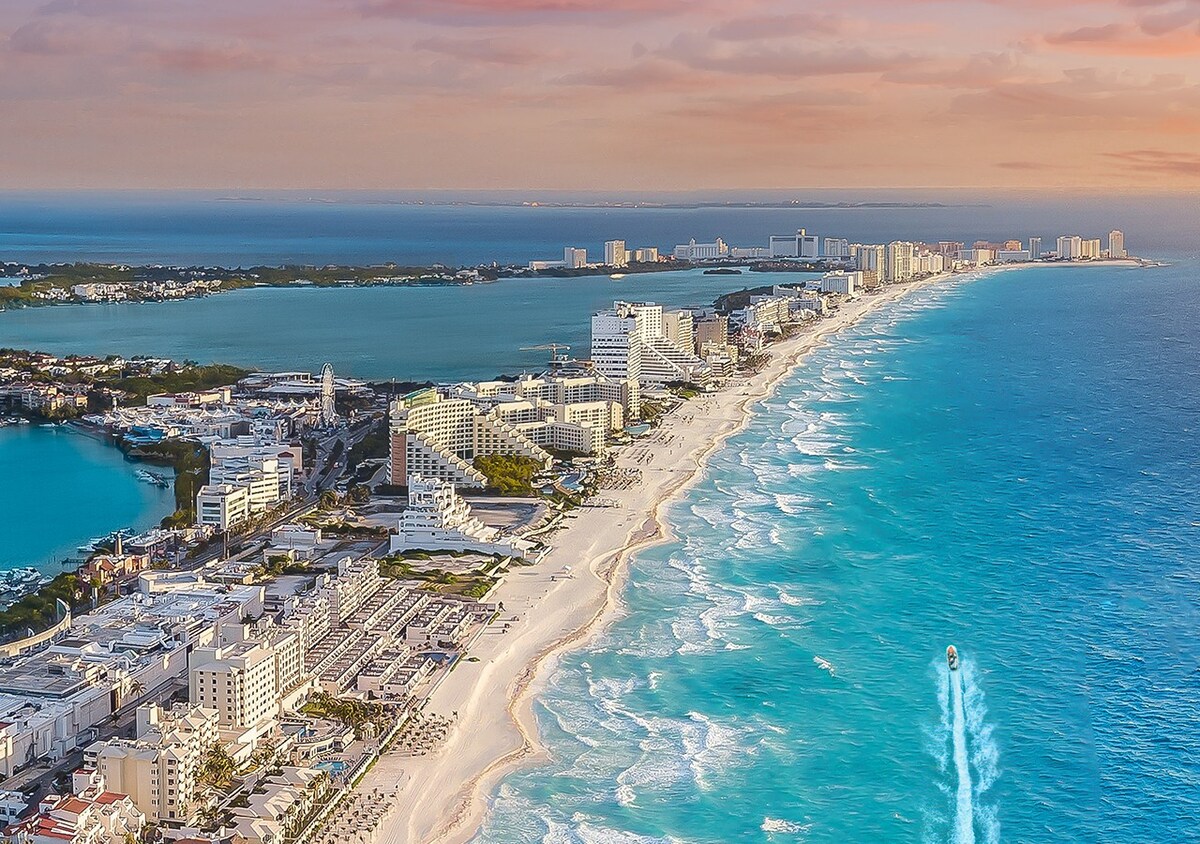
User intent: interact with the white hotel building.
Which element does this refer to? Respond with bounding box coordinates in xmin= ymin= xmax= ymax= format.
xmin=391 ymin=475 xmax=528 ymax=557
xmin=387 ymin=390 xmax=551 ymax=489
xmin=591 ymin=302 xmax=708 ymax=413
xmin=819 ymin=270 xmax=861 ymax=296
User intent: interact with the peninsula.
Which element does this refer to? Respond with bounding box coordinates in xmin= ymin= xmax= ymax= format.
xmin=0 ymin=225 xmax=1144 ymax=844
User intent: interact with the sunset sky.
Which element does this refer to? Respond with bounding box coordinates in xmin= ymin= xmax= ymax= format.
xmin=3 ymin=0 xmax=1200 ymax=190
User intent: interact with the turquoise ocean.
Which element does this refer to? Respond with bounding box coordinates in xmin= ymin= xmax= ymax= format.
xmin=471 ymin=261 xmax=1200 ymax=843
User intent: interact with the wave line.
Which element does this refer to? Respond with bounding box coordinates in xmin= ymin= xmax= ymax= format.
xmin=950 ymin=665 xmax=975 ymax=844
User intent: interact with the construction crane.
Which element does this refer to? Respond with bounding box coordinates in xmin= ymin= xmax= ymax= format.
xmin=520 ymin=343 xmax=572 ymax=367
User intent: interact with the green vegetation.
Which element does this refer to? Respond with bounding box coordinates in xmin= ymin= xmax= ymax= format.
xmin=346 ymin=419 xmax=389 ymax=469
xmin=0 ymin=573 xmax=87 ymax=641
xmin=638 ymin=399 xmax=670 ymax=425
xmin=378 ymin=556 xmax=499 ymax=598
xmin=0 ymin=266 xmax=135 ymax=310
xmin=196 ymin=742 xmax=238 ymax=790
xmin=666 ymin=380 xmax=705 ymax=400
xmin=473 ymin=454 xmax=543 ymax=496
xmin=301 ymin=691 xmax=391 ymax=734
xmin=109 ymin=362 xmax=249 ymax=406
xmin=254 ymin=554 xmax=312 ymax=578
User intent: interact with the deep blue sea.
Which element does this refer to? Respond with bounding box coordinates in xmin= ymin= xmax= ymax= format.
xmin=472 ymin=260 xmax=1200 ymax=843
xmin=0 ymin=425 xmax=175 ymax=573
xmin=0 ymin=190 xmax=1196 ymax=267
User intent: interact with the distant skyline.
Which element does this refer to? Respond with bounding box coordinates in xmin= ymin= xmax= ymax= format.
xmin=3 ymin=0 xmax=1200 ymax=191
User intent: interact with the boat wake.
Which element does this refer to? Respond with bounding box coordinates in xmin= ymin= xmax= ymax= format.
xmin=931 ymin=655 xmax=1000 ymax=844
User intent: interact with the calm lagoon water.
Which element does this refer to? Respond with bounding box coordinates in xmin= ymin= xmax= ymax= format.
xmin=0 ymin=269 xmax=809 ymax=381
xmin=0 ymin=425 xmax=175 ymax=572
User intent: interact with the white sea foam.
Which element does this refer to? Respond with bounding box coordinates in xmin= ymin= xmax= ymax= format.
xmin=961 ymin=661 xmax=1001 ymax=844
xmin=761 ymin=816 xmax=812 ymax=835
xmin=950 ymin=664 xmax=975 ymax=844
xmin=753 ymin=611 xmax=794 ymax=627
xmin=778 ymin=589 xmax=823 ymax=607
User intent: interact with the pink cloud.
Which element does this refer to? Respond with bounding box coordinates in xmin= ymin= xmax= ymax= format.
xmin=413 ymin=35 xmax=548 ymax=66
xmin=357 ymin=0 xmax=693 ymax=24
xmin=1103 ymin=148 xmax=1200 ymax=174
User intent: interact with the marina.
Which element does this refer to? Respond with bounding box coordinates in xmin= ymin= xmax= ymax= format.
xmin=0 ymin=424 xmax=176 ymax=576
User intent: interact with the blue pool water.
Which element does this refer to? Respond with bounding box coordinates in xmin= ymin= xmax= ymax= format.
xmin=473 ymin=261 xmax=1200 ymax=842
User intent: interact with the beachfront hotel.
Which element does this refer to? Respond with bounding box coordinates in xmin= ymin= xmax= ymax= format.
xmin=884 ymin=241 xmax=916 ymax=283
xmin=591 ymin=302 xmax=709 ymax=414
xmin=87 ymin=703 xmax=220 ymax=824
xmin=387 ymin=389 xmax=551 ymax=489
xmin=1109 ymin=230 xmax=1126 ymax=258
xmin=604 ymin=240 xmax=629 ymax=268
xmin=769 ymin=228 xmax=821 ymax=259
xmin=672 ymin=238 xmax=729 ymax=261
xmin=819 ymin=270 xmax=862 ymax=297
xmin=390 ymin=474 xmax=529 ymax=557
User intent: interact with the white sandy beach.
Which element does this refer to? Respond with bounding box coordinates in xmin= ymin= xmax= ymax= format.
xmin=358 ymin=270 xmax=972 ymax=843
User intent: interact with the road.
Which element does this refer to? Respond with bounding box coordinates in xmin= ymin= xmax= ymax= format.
xmin=186 ymin=416 xmax=381 ymax=568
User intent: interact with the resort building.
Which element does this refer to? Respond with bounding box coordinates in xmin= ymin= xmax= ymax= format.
xmin=822 ymin=237 xmax=851 ymax=259
xmin=731 ymin=297 xmax=790 ymax=333
xmin=603 ymin=240 xmax=628 ymax=268
xmin=592 ymin=302 xmax=708 ymax=404
xmin=1108 ymin=230 xmax=1126 ymax=258
xmin=1056 ymin=235 xmax=1083 ymax=259
xmin=632 ymin=247 xmax=659 ymax=263
xmin=768 ymin=229 xmax=820 ymax=259
xmin=729 ymin=246 xmax=771 ymax=260
xmin=563 ymin=246 xmax=588 ymax=268
xmin=672 ymin=238 xmax=729 ymax=261
xmin=1080 ymin=238 xmax=1102 ymax=259
xmin=956 ymin=248 xmax=994 ymax=266
xmin=189 ymin=629 xmax=290 ymax=753
xmin=819 ymin=271 xmax=861 ymax=296
xmin=390 ymin=475 xmax=530 ymax=557
xmin=996 ymin=250 xmax=1031 ymax=262
xmin=884 ymin=241 xmax=915 ymax=282
xmin=853 ymin=244 xmax=884 ymax=282
xmin=693 ymin=314 xmax=730 ymax=356
xmin=447 ymin=375 xmax=626 ymax=455
xmin=4 ymin=786 xmax=145 ymax=844
xmin=387 ymin=389 xmax=551 ymax=489
xmin=662 ymin=310 xmax=695 ymax=356
xmin=86 ymin=703 xmax=220 ymax=825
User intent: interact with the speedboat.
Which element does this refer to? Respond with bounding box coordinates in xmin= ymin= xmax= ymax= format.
xmin=946 ymin=645 xmax=959 ymax=671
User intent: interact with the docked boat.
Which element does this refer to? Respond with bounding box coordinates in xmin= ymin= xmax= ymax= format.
xmin=947 ymin=645 xmax=959 ymax=671
xmin=135 ymin=468 xmax=172 ymax=488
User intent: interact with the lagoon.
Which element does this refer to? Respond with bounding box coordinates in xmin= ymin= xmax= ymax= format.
xmin=0 ymin=425 xmax=175 ymax=573
xmin=0 ymin=269 xmax=802 ymax=381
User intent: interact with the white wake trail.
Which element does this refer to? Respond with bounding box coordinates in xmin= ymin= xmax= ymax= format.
xmin=950 ymin=666 xmax=975 ymax=844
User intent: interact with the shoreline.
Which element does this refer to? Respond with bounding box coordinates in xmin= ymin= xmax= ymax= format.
xmin=359 ymin=268 xmax=979 ymax=843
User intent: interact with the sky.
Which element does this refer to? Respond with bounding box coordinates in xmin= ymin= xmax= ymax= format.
xmin=2 ymin=0 xmax=1199 ymax=191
